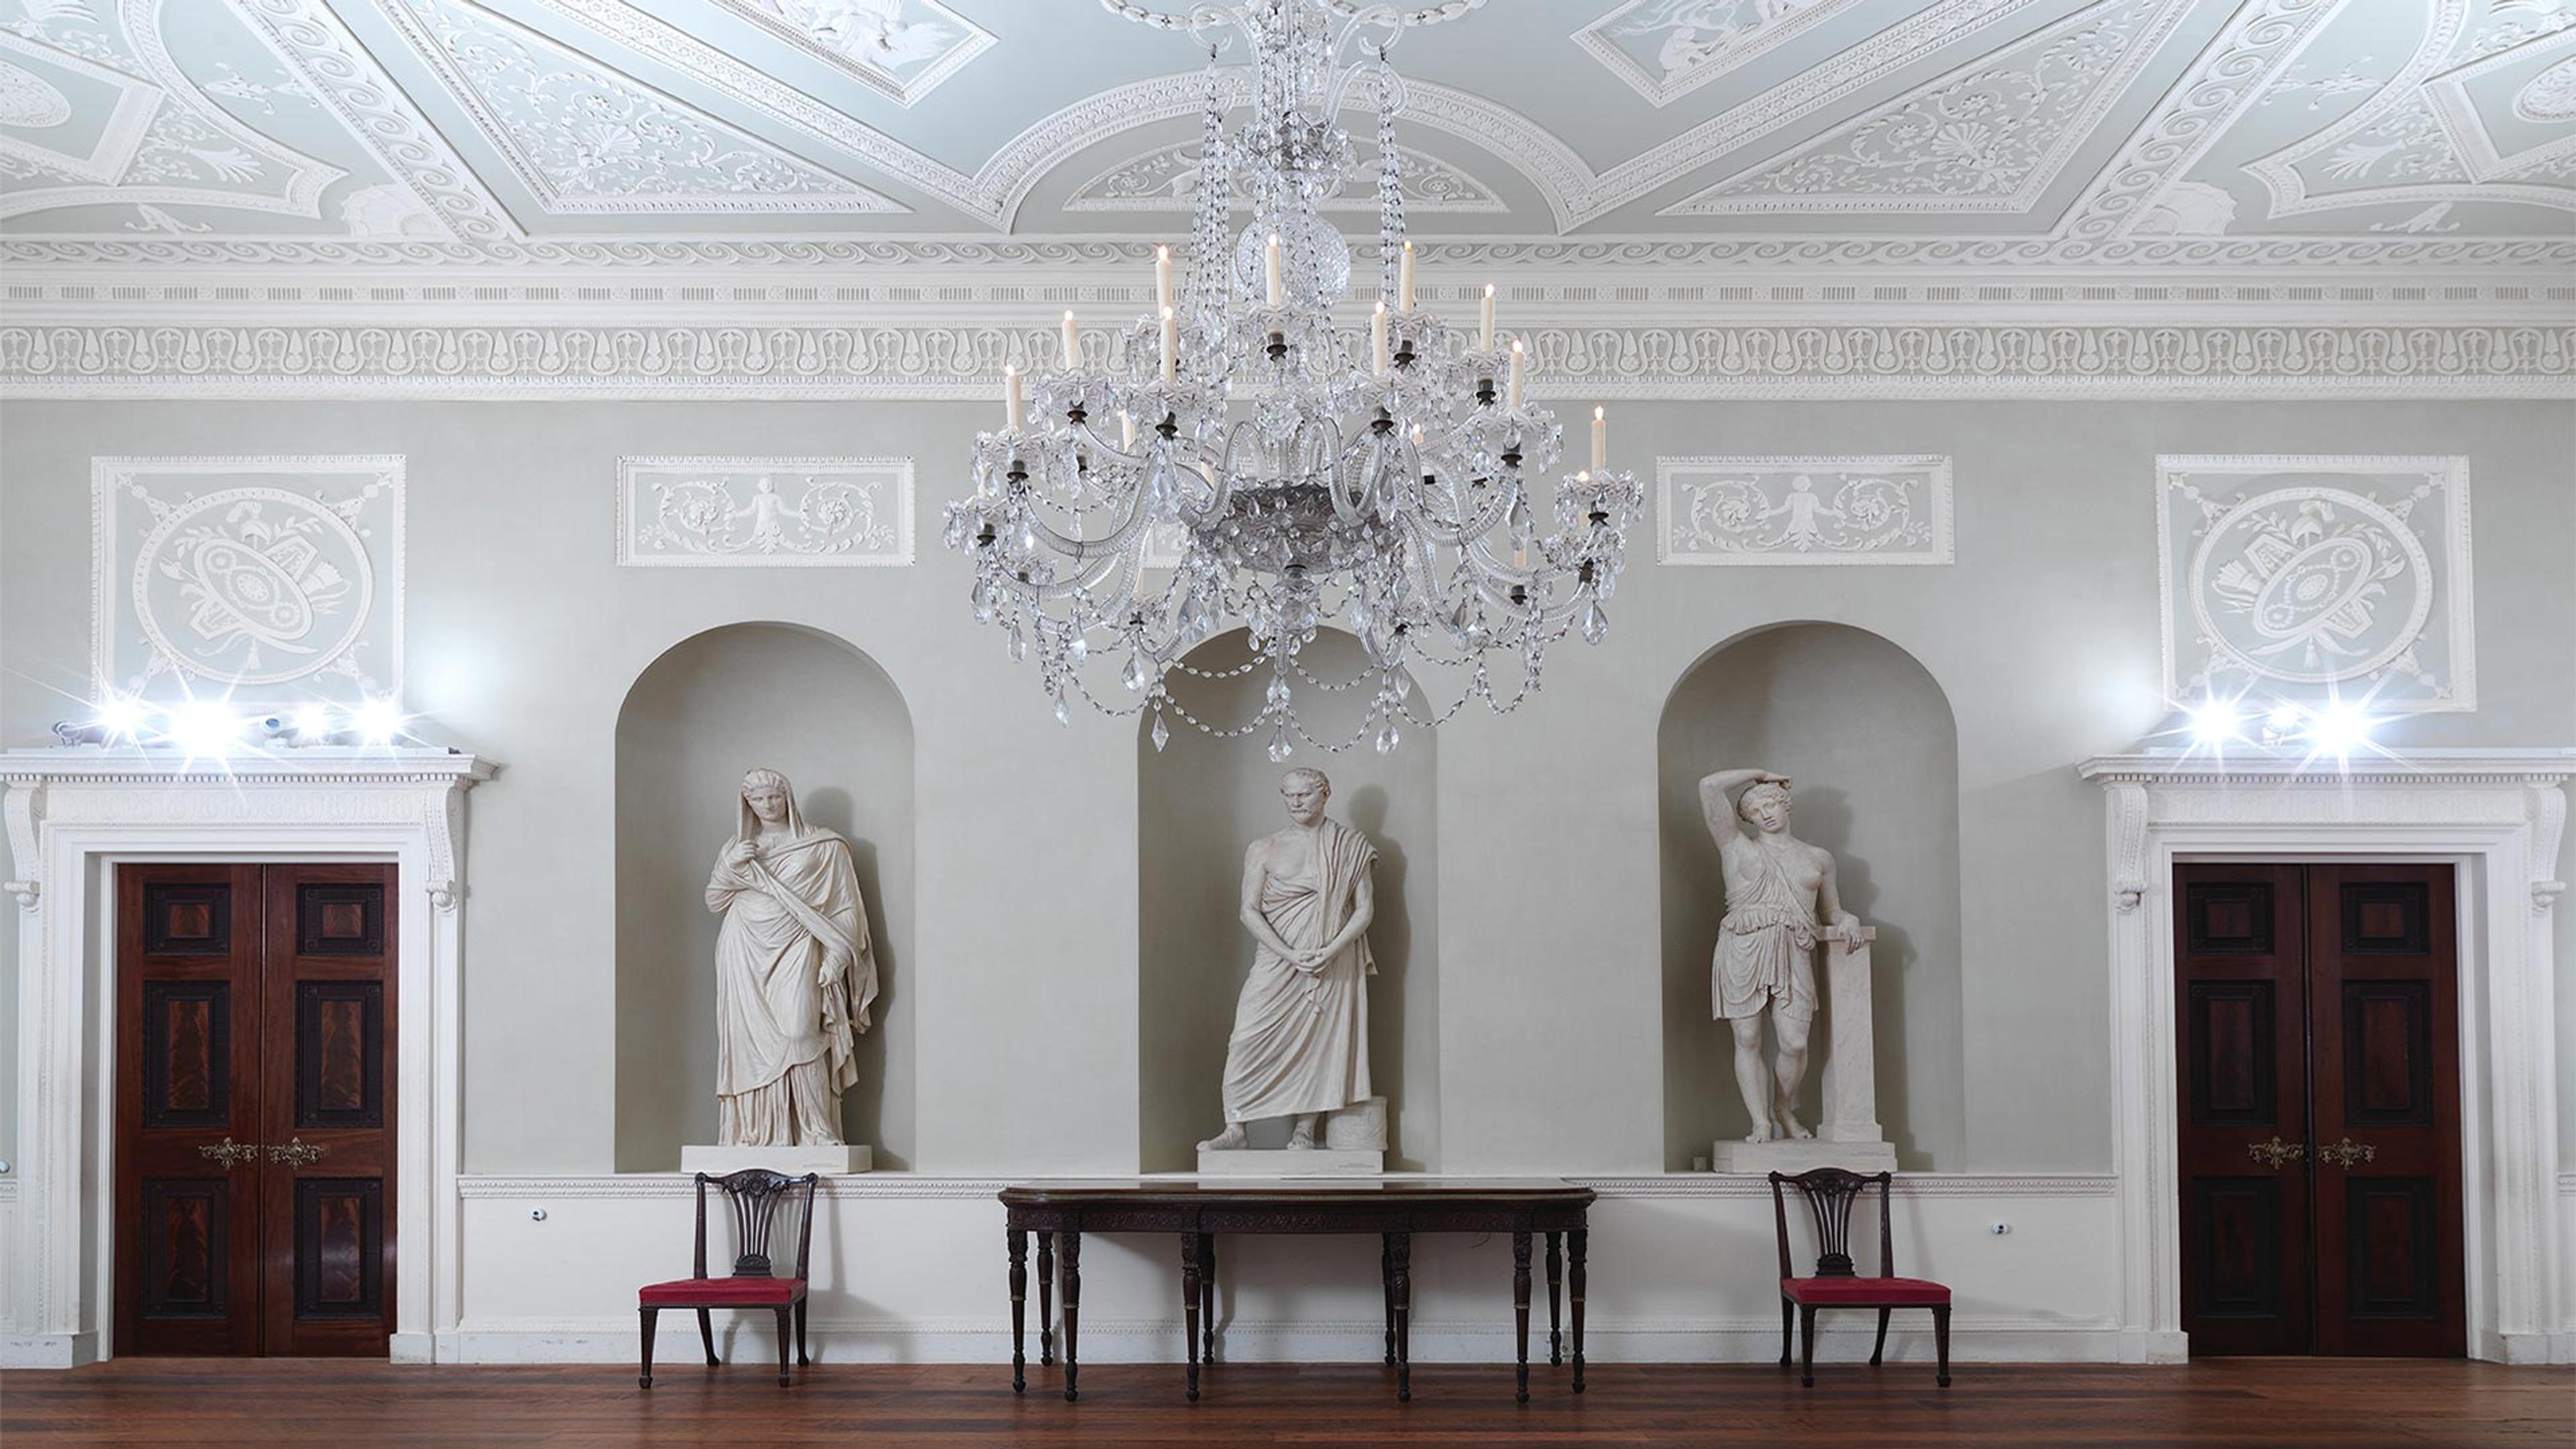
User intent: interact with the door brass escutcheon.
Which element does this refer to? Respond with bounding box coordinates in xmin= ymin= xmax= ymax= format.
xmin=196 ymin=1137 xmax=259 ymax=1168
xmin=266 ymin=1137 xmax=326 ymax=1167
xmin=2245 ymin=1136 xmax=2306 ymax=1169
xmin=2319 ymin=1136 xmax=2377 ymax=1169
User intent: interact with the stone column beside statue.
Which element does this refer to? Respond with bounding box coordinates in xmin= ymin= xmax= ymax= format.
xmin=1699 ymin=768 xmax=1896 ymax=1173
xmin=1196 ymin=768 xmax=1390 ymax=1176
xmin=681 ymin=767 xmax=876 ymax=1175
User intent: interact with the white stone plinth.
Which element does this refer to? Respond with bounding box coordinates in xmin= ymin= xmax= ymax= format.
xmin=1196 ymin=1148 xmax=1383 ymax=1177
xmin=1322 ymin=1096 xmax=1388 ymax=1150
xmin=680 ymin=1144 xmax=872 ymax=1176
xmin=1708 ymin=1138 xmax=1897 ymax=1174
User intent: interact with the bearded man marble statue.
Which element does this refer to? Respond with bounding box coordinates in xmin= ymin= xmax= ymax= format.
xmin=1701 ymin=768 xmax=1862 ymax=1144
xmin=1197 ymin=767 xmax=1379 ymax=1152
xmin=706 ymin=767 xmax=877 ymax=1147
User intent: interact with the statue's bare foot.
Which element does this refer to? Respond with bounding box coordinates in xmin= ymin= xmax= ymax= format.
xmin=1197 ymin=1124 xmax=1248 ymax=1152
xmin=1286 ymin=1116 xmax=1318 ymax=1149
xmin=1743 ymin=1123 xmax=1774 ymax=1144
xmin=1778 ymin=1113 xmax=1814 ymax=1141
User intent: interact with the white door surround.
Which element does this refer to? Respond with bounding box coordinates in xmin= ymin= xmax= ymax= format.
xmin=2080 ymin=749 xmax=2572 ymax=1365
xmin=1 ymin=747 xmax=495 ymax=1367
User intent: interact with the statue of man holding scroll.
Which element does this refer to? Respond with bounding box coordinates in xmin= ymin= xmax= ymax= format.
xmin=1198 ymin=767 xmax=1378 ymax=1151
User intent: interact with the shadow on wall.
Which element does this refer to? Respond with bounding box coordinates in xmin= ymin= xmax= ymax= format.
xmin=614 ymin=621 xmax=916 ymax=1172
xmin=1138 ymin=627 xmax=1440 ymax=1173
xmin=1657 ymin=621 xmax=1964 ymax=1171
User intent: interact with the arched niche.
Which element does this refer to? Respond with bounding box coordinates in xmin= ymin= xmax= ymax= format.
xmin=1138 ymin=628 xmax=1439 ymax=1173
xmin=614 ymin=623 xmax=916 ymax=1171
xmin=1657 ymin=623 xmax=1963 ymax=1171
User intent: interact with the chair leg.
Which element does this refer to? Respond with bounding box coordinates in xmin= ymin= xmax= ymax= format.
xmin=696 ymin=1307 xmax=718 ymax=1366
xmin=639 ymin=1307 xmax=658 ymax=1389
xmin=1799 ymin=1304 xmax=1817 ymax=1388
xmin=1933 ymin=1304 xmax=1951 ymax=1387
xmin=774 ymin=1306 xmax=793 ymax=1387
xmin=1778 ymin=1297 xmax=1792 ymax=1368
xmin=1872 ymin=1307 xmax=1890 ymax=1366
xmin=796 ymin=1299 xmax=810 ymax=1366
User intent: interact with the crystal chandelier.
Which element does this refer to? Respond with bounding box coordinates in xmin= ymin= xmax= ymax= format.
xmin=943 ymin=0 xmax=1643 ymax=759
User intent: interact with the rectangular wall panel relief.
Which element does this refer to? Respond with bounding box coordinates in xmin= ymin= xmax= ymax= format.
xmin=91 ymin=455 xmax=406 ymax=709
xmin=2157 ymin=455 xmax=2475 ymax=714
xmin=615 ymin=455 xmax=914 ymax=566
xmin=1656 ymin=455 xmax=1952 ymax=565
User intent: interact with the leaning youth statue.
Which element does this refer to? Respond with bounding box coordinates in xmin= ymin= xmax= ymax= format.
xmin=1701 ymin=769 xmax=1862 ymax=1143
xmin=707 ymin=767 xmax=878 ymax=1146
xmin=1198 ymin=767 xmax=1378 ymax=1151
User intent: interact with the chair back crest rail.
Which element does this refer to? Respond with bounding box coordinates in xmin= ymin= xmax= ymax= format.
xmin=1769 ymin=1167 xmax=1894 ymax=1280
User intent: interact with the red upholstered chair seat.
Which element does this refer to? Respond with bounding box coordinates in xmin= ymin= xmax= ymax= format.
xmin=1780 ymin=1275 xmax=1951 ymax=1307
xmin=639 ymin=1276 xmax=806 ymax=1307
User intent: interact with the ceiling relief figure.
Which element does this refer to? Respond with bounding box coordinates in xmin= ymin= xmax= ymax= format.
xmin=1572 ymin=0 xmax=1856 ymax=107
xmin=720 ymin=0 xmax=994 ymax=106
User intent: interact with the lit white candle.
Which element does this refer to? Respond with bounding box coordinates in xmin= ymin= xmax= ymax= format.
xmin=1061 ymin=310 xmax=1079 ymax=370
xmin=1398 ymin=239 xmax=1415 ymax=312
xmin=1507 ymin=338 xmax=1525 ymax=409
xmin=1004 ymin=364 xmax=1023 ymax=431
xmin=1480 ymin=283 xmax=1495 ymax=351
xmin=1120 ymin=409 xmax=1136 ymax=449
xmin=1265 ymin=232 xmax=1284 ymax=307
xmin=1371 ymin=301 xmax=1389 ymax=375
xmin=1155 ymin=244 xmax=1173 ymax=316
xmin=1160 ymin=305 xmax=1178 ymax=383
xmin=1591 ymin=406 xmax=1606 ymax=474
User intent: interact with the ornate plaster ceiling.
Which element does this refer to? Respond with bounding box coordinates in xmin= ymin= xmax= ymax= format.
xmin=1 ymin=0 xmax=2572 ymax=258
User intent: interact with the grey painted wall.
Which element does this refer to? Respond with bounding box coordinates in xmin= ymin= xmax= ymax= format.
xmin=612 ymin=622 xmax=917 ymax=1171
xmin=1 ymin=397 xmax=2570 ymax=1173
xmin=1659 ymin=622 xmax=1964 ymax=1170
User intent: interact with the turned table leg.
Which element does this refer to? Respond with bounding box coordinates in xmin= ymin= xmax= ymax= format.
xmin=1392 ymin=1231 xmax=1413 ymax=1403
xmin=1180 ymin=1232 xmax=1203 ymax=1402
xmin=1006 ymin=1228 xmax=1028 ymax=1393
xmin=1037 ymin=1231 xmax=1055 ymax=1366
xmin=1546 ymin=1232 xmax=1564 ymax=1366
xmin=1199 ymin=1233 xmax=1218 ymax=1363
xmin=1060 ymin=1230 xmax=1083 ymax=1401
xmin=1512 ymin=1229 xmax=1534 ymax=1403
xmin=1380 ymin=1233 xmax=1397 ymax=1365
xmin=1569 ymin=1227 xmax=1588 ymax=1393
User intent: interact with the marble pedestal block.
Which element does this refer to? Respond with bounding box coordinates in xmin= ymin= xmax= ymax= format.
xmin=1712 ymin=929 xmax=1898 ymax=1173
xmin=1322 ymin=1095 xmax=1389 ymax=1150
xmin=681 ymin=1144 xmax=872 ymax=1175
xmin=1196 ymin=1147 xmax=1384 ymax=1177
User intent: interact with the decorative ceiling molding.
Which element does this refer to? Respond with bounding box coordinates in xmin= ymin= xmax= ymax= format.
xmin=1664 ymin=0 xmax=2192 ymax=216
xmin=2243 ymin=0 xmax=2576 ymax=221
xmin=2425 ymin=26 xmax=2576 ymax=182
xmin=2055 ymin=0 xmax=2341 ymax=241
xmin=378 ymin=0 xmax=905 ymax=216
xmin=1064 ymin=137 xmax=1504 ymax=213
xmin=1571 ymin=0 xmax=1864 ymax=109
xmin=0 ymin=30 xmax=160 ymax=184
xmin=716 ymin=0 xmax=995 ymax=109
xmin=3 ymin=317 xmax=2563 ymax=400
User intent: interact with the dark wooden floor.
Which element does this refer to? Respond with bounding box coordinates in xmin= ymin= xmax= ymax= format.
xmin=3 ymin=1358 xmax=2567 ymax=1448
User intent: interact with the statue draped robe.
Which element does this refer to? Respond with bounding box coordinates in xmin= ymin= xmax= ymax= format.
xmin=1715 ymin=833 xmax=1820 ymax=1022
xmin=706 ymin=828 xmax=877 ymax=1145
xmin=1220 ymin=818 xmax=1377 ymax=1123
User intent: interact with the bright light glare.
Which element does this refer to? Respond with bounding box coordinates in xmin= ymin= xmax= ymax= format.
xmin=2306 ymin=701 xmax=2373 ymax=755
xmin=93 ymin=694 xmax=150 ymax=739
xmin=169 ymin=701 xmax=242 ymax=757
xmin=352 ymin=698 xmax=405 ymax=745
xmin=293 ymin=703 xmax=335 ymax=741
xmin=2189 ymin=700 xmax=2239 ymax=746
xmin=2266 ymin=704 xmax=2302 ymax=733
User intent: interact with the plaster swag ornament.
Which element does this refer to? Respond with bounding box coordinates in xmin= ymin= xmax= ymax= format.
xmin=1198 ymin=768 xmax=1386 ymax=1174
xmin=1701 ymin=768 xmax=1895 ymax=1171
xmin=694 ymin=768 xmax=877 ymax=1173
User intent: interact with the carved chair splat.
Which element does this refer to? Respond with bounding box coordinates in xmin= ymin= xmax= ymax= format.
xmin=637 ymin=1169 xmax=821 ymax=1389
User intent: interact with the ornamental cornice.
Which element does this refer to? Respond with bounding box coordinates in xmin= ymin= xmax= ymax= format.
xmin=4 ymin=321 xmax=2566 ymax=400
xmin=2078 ymin=749 xmax=2576 ymax=786
xmin=0 ymin=747 xmax=499 ymax=788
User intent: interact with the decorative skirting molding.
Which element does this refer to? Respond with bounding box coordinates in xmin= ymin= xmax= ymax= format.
xmin=455 ymin=1171 xmax=2114 ymax=1201
xmin=1574 ymin=1173 xmax=2113 ymax=1199
xmin=458 ymin=1174 xmax=1014 ymax=1199
xmin=4 ymin=323 xmax=2566 ymax=399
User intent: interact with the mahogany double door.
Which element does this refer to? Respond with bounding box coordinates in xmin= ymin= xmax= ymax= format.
xmin=2175 ymin=862 xmax=2463 ymax=1357
xmin=115 ymin=863 xmax=395 ymax=1357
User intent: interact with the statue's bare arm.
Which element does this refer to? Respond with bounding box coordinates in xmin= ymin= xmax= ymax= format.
xmin=1815 ymin=848 xmax=1862 ymax=944
xmin=1240 ymin=839 xmax=1308 ymax=968
xmin=1699 ymin=767 xmax=1784 ymax=845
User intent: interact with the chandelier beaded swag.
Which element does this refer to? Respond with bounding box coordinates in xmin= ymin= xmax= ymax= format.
xmin=943 ymin=0 xmax=1642 ymax=759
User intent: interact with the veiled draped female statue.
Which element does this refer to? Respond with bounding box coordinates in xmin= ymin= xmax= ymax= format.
xmin=1199 ymin=768 xmax=1379 ymax=1152
xmin=707 ymin=768 xmax=877 ymax=1146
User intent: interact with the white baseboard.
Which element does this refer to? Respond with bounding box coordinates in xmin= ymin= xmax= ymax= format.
xmin=438 ymin=1315 xmax=2125 ymax=1366
xmin=0 ymin=1332 xmax=98 ymax=1369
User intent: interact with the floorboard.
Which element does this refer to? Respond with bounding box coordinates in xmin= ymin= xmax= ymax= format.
xmin=3 ymin=1359 xmax=2568 ymax=1448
